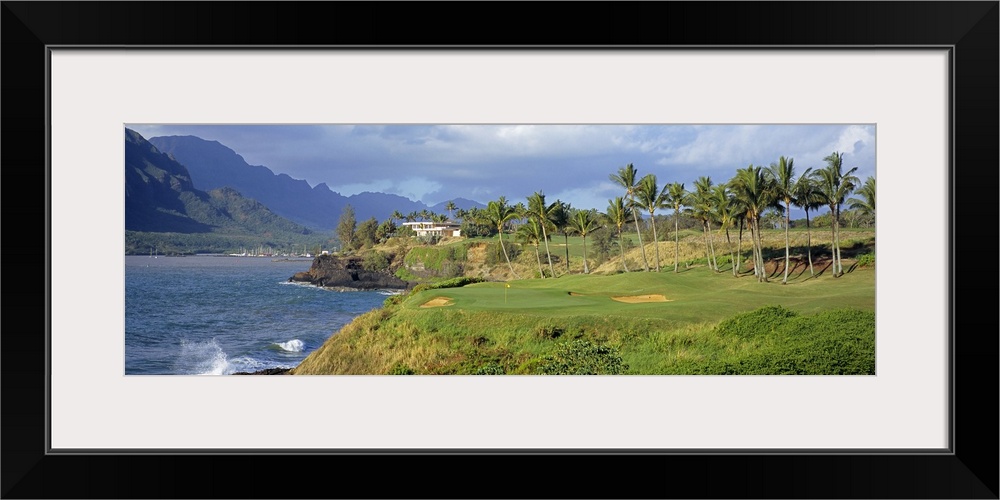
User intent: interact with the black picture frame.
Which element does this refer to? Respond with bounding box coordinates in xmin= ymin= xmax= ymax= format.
xmin=4 ymin=2 xmax=997 ymax=498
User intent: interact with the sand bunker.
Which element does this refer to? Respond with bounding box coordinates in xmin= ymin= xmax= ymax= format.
xmin=420 ymin=297 xmax=454 ymax=308
xmin=610 ymin=294 xmax=670 ymax=303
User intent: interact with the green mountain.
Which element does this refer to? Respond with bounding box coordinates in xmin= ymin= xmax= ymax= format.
xmin=147 ymin=135 xmax=487 ymax=230
xmin=125 ymin=128 xmax=322 ymax=254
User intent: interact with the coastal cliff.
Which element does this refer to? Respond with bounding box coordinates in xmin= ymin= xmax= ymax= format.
xmin=289 ymin=254 xmax=412 ymax=291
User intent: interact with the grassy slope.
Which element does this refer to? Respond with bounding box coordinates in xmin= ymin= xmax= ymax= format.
xmin=455 ymin=228 xmax=874 ymax=279
xmin=291 ymin=262 xmax=875 ymax=375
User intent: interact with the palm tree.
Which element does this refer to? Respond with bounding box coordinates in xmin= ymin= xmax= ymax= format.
xmin=691 ymin=176 xmax=719 ymax=271
xmin=816 ymin=152 xmax=860 ymax=277
xmin=734 ymin=210 xmax=747 ymax=276
xmin=606 ymin=197 xmax=634 ymax=273
xmin=791 ymin=168 xmax=820 ymax=276
xmin=512 ymin=201 xmax=527 ymax=230
xmin=482 ymin=198 xmax=521 ymax=278
xmin=568 ymin=209 xmax=601 ymax=274
xmin=444 ymin=200 xmax=457 ymax=221
xmin=516 ymin=218 xmax=545 ymax=278
xmin=768 ymin=156 xmax=796 ymax=284
xmin=712 ymin=184 xmax=740 ymax=277
xmin=390 ymin=210 xmax=404 ymax=225
xmin=609 ymin=163 xmax=649 ymax=271
xmin=848 ymin=176 xmax=876 ymax=228
xmin=552 ymin=200 xmax=572 ymax=274
xmin=526 ymin=191 xmax=558 ymax=278
xmin=729 ymin=165 xmax=777 ymax=282
xmin=664 ymin=182 xmax=687 ymax=273
xmin=635 ymin=174 xmax=667 ymax=272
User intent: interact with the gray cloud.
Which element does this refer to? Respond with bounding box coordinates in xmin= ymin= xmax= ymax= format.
xmin=127 ymin=124 xmax=875 ymax=215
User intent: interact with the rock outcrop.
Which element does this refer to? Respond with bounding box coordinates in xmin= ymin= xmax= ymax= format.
xmin=289 ymin=254 xmax=412 ymax=290
xmin=232 ymin=368 xmax=291 ymax=375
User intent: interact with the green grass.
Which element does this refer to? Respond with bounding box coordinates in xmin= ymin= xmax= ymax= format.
xmin=404 ymin=267 xmax=874 ymax=321
xmin=292 ymin=265 xmax=875 ymax=376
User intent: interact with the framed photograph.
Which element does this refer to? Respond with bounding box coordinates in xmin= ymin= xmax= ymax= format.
xmin=6 ymin=2 xmax=997 ymax=498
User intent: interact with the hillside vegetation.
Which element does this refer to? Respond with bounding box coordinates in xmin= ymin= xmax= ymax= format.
xmin=290 ymin=238 xmax=876 ymax=375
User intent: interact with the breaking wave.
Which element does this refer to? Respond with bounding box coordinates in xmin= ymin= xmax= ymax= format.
xmin=274 ymin=339 xmax=305 ymax=352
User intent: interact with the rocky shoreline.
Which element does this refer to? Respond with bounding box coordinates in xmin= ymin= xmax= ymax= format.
xmin=232 ymin=368 xmax=291 ymax=375
xmin=288 ymin=254 xmax=413 ymax=291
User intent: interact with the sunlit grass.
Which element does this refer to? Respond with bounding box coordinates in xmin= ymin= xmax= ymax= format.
xmin=291 ymin=263 xmax=875 ymax=375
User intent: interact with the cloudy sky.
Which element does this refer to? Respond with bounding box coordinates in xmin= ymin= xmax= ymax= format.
xmin=127 ymin=124 xmax=875 ymax=217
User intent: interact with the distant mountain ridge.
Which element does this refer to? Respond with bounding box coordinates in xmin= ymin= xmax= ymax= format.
xmin=125 ymin=128 xmax=312 ymax=239
xmin=148 ymin=135 xmax=485 ymax=230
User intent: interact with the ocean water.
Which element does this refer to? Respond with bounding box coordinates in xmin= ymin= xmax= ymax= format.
xmin=125 ymin=255 xmax=394 ymax=375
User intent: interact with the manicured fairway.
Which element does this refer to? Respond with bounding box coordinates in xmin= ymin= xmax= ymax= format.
xmin=293 ymin=265 xmax=876 ymax=375
xmin=404 ymin=267 xmax=875 ymax=325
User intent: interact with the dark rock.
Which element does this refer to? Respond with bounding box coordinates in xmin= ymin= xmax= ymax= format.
xmin=232 ymin=368 xmax=291 ymax=375
xmin=288 ymin=254 xmax=413 ymax=291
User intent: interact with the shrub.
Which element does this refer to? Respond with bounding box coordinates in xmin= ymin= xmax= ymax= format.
xmin=382 ymin=294 xmax=405 ymax=307
xmin=362 ymin=251 xmax=391 ymax=272
xmin=534 ymin=324 xmax=564 ymax=340
xmin=388 ymin=363 xmax=415 ymax=375
xmin=484 ymin=241 xmax=520 ymax=265
xmin=714 ymin=305 xmax=797 ymax=339
xmin=394 ymin=267 xmax=419 ymax=282
xmin=474 ymin=362 xmax=506 ymax=375
xmin=429 ymin=276 xmax=486 ymax=289
xmin=403 ymin=245 xmax=468 ymax=278
xmin=536 ymin=340 xmax=628 ymax=375
xmin=419 ymin=234 xmax=442 ymax=245
xmin=440 ymin=260 xmax=464 ymax=278
xmin=856 ymin=252 xmax=875 ymax=267
xmin=695 ymin=306 xmax=875 ymax=375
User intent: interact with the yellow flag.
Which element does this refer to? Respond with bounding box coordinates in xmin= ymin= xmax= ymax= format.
xmin=505 ymin=283 xmax=511 ymax=288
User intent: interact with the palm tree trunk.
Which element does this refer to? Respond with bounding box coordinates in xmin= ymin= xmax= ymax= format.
xmin=650 ymin=212 xmax=660 ymax=272
xmin=782 ymin=200 xmax=790 ymax=284
xmin=674 ymin=211 xmax=680 ymax=273
xmin=631 ymin=195 xmax=649 ymax=272
xmin=754 ymin=218 xmax=767 ymax=282
xmin=726 ymin=228 xmax=737 ymax=277
xmin=835 ymin=205 xmax=844 ymax=276
xmin=754 ymin=219 xmax=768 ymax=283
xmin=564 ymin=234 xmax=570 ymax=274
xmin=737 ymin=219 xmax=744 ymax=276
xmin=750 ymin=219 xmax=759 ymax=280
xmin=617 ymin=228 xmax=629 ymax=273
xmin=540 ymin=224 xmax=554 ymax=278
xmin=831 ymin=206 xmax=840 ymax=276
xmin=534 ymin=244 xmax=544 ymax=278
xmin=498 ymin=232 xmax=519 ymax=279
xmin=805 ymin=209 xmax=814 ymax=276
xmin=582 ymin=236 xmax=590 ymax=274
xmin=707 ymin=220 xmax=718 ymax=271
xmin=701 ymin=221 xmax=712 ymax=270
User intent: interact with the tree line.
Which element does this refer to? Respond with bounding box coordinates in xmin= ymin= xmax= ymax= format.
xmin=336 ymin=151 xmax=874 ymax=283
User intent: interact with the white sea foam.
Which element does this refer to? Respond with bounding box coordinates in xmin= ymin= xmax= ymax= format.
xmin=180 ymin=338 xmax=232 ymax=375
xmin=180 ymin=338 xmax=266 ymax=375
xmin=275 ymin=339 xmax=305 ymax=352
xmin=228 ymin=356 xmax=266 ymax=372
xmin=378 ymin=290 xmax=405 ymax=296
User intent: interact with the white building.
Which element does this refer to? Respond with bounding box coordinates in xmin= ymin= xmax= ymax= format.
xmin=401 ymin=221 xmax=462 ymax=238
